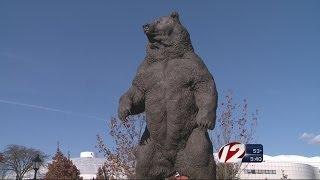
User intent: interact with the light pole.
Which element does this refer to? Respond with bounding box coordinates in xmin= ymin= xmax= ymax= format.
xmin=32 ymin=154 xmax=42 ymax=180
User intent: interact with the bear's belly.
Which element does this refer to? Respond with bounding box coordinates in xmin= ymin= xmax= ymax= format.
xmin=145 ymin=85 xmax=197 ymax=146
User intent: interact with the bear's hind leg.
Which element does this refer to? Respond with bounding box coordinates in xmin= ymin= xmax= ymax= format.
xmin=135 ymin=139 xmax=174 ymax=179
xmin=175 ymin=127 xmax=216 ymax=179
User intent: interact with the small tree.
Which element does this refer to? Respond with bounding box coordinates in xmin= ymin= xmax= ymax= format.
xmin=1 ymin=145 xmax=47 ymax=180
xmin=212 ymin=91 xmax=258 ymax=179
xmin=0 ymin=153 xmax=3 ymax=162
xmin=96 ymin=114 xmax=145 ymax=178
xmin=96 ymin=166 xmax=108 ymax=180
xmin=0 ymin=165 xmax=6 ymax=180
xmin=45 ymin=147 xmax=81 ymax=180
xmin=0 ymin=153 xmax=7 ymax=180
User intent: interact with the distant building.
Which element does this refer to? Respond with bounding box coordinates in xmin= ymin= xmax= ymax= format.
xmin=70 ymin=152 xmax=105 ymax=179
xmin=238 ymin=155 xmax=320 ymax=179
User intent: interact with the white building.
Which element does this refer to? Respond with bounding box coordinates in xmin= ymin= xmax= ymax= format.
xmin=70 ymin=152 xmax=105 ymax=179
xmin=238 ymin=155 xmax=320 ymax=179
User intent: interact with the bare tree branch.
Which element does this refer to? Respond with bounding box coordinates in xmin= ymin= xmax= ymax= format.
xmin=96 ymin=114 xmax=145 ymax=178
xmin=210 ymin=91 xmax=258 ymax=179
xmin=1 ymin=145 xmax=47 ymax=180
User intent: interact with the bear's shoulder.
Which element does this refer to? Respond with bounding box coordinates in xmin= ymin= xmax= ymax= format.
xmin=183 ymin=52 xmax=213 ymax=81
xmin=181 ymin=52 xmax=207 ymax=69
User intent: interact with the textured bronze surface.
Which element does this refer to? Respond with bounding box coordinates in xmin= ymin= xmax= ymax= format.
xmin=118 ymin=12 xmax=218 ymax=179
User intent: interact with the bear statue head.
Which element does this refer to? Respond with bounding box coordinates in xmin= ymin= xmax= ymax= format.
xmin=143 ymin=12 xmax=180 ymax=44
xmin=142 ymin=12 xmax=194 ymax=55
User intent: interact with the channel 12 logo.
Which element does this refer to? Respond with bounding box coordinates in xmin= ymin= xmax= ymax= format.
xmin=218 ymin=142 xmax=263 ymax=163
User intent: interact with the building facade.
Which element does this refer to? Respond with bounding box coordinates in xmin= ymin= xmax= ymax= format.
xmin=238 ymin=155 xmax=320 ymax=179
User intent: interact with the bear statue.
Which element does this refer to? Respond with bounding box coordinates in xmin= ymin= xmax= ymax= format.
xmin=118 ymin=12 xmax=218 ymax=179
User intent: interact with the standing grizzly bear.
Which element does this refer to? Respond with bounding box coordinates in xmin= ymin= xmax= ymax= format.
xmin=118 ymin=12 xmax=218 ymax=179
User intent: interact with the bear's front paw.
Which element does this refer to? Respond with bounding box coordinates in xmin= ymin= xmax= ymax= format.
xmin=118 ymin=106 xmax=130 ymax=122
xmin=118 ymin=96 xmax=132 ymax=122
xmin=196 ymin=117 xmax=214 ymax=130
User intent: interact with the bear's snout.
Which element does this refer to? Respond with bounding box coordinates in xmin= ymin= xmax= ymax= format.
xmin=143 ymin=23 xmax=149 ymax=29
xmin=143 ymin=23 xmax=150 ymax=33
xmin=143 ymin=23 xmax=156 ymax=35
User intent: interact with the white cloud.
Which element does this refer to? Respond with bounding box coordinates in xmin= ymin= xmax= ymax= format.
xmin=300 ymin=132 xmax=315 ymax=140
xmin=310 ymin=135 xmax=320 ymax=144
xmin=299 ymin=132 xmax=320 ymax=145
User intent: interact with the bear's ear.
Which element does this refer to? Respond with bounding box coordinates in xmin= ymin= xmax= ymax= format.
xmin=170 ymin=11 xmax=179 ymax=20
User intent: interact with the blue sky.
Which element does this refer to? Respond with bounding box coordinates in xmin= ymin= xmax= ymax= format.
xmin=0 ymin=1 xmax=319 ymax=158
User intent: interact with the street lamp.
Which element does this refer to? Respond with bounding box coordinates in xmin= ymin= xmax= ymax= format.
xmin=32 ymin=154 xmax=42 ymax=180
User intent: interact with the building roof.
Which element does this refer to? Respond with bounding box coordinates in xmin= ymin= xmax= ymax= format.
xmin=263 ymin=154 xmax=320 ymax=169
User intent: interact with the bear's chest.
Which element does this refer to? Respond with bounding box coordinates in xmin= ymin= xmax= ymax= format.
xmin=143 ymin=58 xmax=195 ymax=92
